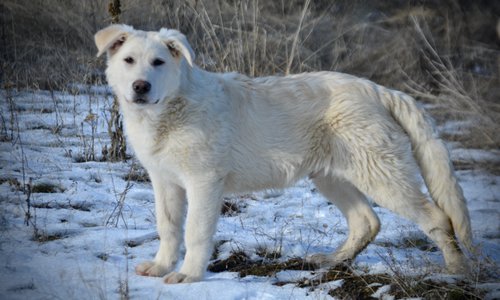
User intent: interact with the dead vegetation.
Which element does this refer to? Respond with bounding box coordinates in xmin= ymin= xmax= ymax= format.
xmin=1 ymin=1 xmax=499 ymax=151
xmin=208 ymin=253 xmax=485 ymax=299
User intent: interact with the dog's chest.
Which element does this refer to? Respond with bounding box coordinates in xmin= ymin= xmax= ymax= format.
xmin=123 ymin=112 xmax=200 ymax=180
xmin=124 ymin=116 xmax=173 ymax=165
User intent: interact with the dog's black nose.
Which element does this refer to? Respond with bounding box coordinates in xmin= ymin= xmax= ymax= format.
xmin=132 ymin=80 xmax=151 ymax=94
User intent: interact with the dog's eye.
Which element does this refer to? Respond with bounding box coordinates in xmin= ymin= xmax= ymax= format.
xmin=124 ymin=57 xmax=134 ymax=64
xmin=152 ymin=59 xmax=165 ymax=66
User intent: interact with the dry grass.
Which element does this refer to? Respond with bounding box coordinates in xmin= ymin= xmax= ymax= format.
xmin=208 ymin=253 xmax=486 ymax=299
xmin=1 ymin=0 xmax=498 ymax=149
xmin=1 ymin=0 xmax=106 ymax=89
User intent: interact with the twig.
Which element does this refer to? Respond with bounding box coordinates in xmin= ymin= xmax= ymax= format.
xmin=285 ymin=0 xmax=310 ymax=75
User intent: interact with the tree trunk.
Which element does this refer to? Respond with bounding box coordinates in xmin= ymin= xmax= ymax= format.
xmin=106 ymin=0 xmax=127 ymax=161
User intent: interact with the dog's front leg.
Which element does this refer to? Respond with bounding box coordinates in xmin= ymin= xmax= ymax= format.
xmin=136 ymin=174 xmax=186 ymax=277
xmin=163 ymin=178 xmax=223 ymax=284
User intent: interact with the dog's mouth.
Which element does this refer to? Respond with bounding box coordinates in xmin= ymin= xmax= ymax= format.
xmin=131 ymin=98 xmax=160 ymax=105
xmin=133 ymin=98 xmax=148 ymax=104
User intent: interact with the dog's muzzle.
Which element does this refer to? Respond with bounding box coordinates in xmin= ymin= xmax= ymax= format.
xmin=131 ymin=80 xmax=157 ymax=105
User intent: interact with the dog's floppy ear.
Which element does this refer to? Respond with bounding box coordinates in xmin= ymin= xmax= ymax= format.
xmin=95 ymin=24 xmax=134 ymax=57
xmin=159 ymin=28 xmax=195 ymax=67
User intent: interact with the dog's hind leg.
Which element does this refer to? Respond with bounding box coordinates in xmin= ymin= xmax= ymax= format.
xmin=343 ymin=149 xmax=468 ymax=273
xmin=309 ymin=175 xmax=380 ymax=267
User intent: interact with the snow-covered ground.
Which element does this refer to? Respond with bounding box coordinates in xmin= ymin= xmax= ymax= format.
xmin=0 ymin=88 xmax=499 ymax=299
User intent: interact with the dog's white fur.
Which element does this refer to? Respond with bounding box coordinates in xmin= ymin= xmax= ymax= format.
xmin=95 ymin=25 xmax=472 ymax=283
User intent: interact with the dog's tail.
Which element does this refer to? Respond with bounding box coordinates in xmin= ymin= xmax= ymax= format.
xmin=378 ymin=87 xmax=472 ymax=251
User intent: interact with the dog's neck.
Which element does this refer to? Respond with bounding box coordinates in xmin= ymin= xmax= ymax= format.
xmin=117 ymin=65 xmax=224 ymax=156
xmin=179 ymin=66 xmax=220 ymax=99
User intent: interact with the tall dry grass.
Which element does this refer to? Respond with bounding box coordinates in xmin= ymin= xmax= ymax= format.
xmin=1 ymin=0 xmax=499 ymax=148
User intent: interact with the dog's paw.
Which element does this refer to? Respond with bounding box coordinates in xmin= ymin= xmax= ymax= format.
xmin=306 ymin=253 xmax=333 ymax=267
xmin=306 ymin=254 xmax=350 ymax=269
xmin=135 ymin=261 xmax=172 ymax=277
xmin=447 ymin=260 xmax=470 ymax=275
xmin=163 ymin=271 xmax=201 ymax=284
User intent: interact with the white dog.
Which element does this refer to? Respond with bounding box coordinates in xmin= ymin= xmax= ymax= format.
xmin=95 ymin=25 xmax=472 ymax=283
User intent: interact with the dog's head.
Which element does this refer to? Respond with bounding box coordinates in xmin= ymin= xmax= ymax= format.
xmin=95 ymin=24 xmax=194 ymax=106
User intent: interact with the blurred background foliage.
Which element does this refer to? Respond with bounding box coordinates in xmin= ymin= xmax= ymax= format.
xmin=1 ymin=0 xmax=498 ymax=147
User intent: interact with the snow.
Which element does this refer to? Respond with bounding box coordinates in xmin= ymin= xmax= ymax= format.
xmin=0 ymin=88 xmax=499 ymax=299
xmin=370 ymin=284 xmax=391 ymax=299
